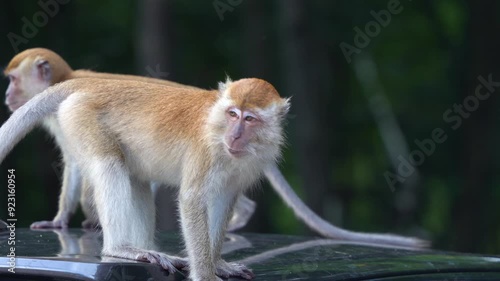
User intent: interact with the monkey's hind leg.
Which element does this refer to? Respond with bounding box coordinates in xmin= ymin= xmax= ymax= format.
xmin=89 ymin=160 xmax=187 ymax=273
xmin=80 ymin=178 xmax=100 ymax=229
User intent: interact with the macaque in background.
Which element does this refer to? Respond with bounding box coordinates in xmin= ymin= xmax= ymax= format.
xmin=2 ymin=48 xmax=428 ymax=249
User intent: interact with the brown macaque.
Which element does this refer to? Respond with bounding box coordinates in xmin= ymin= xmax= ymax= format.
xmin=2 ymin=49 xmax=428 ymax=250
xmin=0 ymin=77 xmax=291 ymax=280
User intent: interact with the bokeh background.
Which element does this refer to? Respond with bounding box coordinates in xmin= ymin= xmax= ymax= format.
xmin=0 ymin=0 xmax=499 ymax=254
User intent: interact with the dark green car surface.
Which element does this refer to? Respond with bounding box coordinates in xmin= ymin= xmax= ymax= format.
xmin=1 ymin=229 xmax=500 ymax=280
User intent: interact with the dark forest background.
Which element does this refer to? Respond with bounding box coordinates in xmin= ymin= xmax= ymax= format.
xmin=0 ymin=0 xmax=499 ymax=255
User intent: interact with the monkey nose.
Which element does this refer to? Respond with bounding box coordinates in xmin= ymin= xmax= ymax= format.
xmin=231 ymin=129 xmax=242 ymax=140
xmin=231 ymin=124 xmax=244 ymax=140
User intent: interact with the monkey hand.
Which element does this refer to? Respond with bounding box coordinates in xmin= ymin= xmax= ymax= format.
xmin=215 ymin=260 xmax=254 ymax=280
xmin=30 ymin=219 xmax=68 ymax=229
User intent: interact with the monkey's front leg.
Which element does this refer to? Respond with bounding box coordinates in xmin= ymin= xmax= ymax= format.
xmin=31 ymin=161 xmax=81 ymax=229
xmin=179 ymin=182 xmax=253 ymax=281
xmin=179 ymin=185 xmax=219 ymax=281
xmin=210 ymin=191 xmax=254 ymax=280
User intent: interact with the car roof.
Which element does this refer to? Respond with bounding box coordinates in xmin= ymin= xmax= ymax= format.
xmin=1 ymin=229 xmax=500 ymax=280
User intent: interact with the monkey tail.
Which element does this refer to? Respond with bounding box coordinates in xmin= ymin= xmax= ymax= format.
xmin=0 ymin=85 xmax=71 ymax=163
xmin=264 ymin=164 xmax=430 ymax=248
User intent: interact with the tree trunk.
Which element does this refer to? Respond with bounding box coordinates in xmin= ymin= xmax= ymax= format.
xmin=277 ymin=0 xmax=334 ymax=220
xmin=136 ymin=0 xmax=178 ymax=231
xmin=453 ymin=0 xmax=500 ymax=252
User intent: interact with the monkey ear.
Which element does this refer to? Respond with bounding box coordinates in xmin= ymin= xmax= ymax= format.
xmin=35 ymin=60 xmax=52 ymax=82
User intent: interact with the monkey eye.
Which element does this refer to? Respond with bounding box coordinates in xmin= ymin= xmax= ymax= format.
xmin=7 ymin=75 xmax=16 ymax=82
xmin=244 ymin=116 xmax=256 ymax=122
xmin=228 ymin=110 xmax=238 ymax=118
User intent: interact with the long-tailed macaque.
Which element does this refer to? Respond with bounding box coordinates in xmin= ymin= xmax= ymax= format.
xmin=0 ymin=77 xmax=290 ymax=280
xmin=2 ymin=48 xmax=428 ymax=249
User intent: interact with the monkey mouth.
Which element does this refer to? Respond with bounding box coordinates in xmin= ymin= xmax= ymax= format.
xmin=227 ymin=148 xmax=246 ymax=157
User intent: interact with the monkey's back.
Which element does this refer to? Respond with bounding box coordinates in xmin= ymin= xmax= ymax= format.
xmin=56 ymin=78 xmax=217 ymax=184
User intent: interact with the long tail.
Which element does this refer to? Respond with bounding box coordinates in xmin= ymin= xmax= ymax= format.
xmin=0 ymin=85 xmax=71 ymax=163
xmin=264 ymin=164 xmax=430 ymax=248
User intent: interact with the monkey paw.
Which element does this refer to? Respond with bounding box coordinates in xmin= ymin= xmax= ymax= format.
xmin=30 ymin=220 xmax=68 ymax=229
xmin=216 ymin=260 xmax=254 ymax=280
